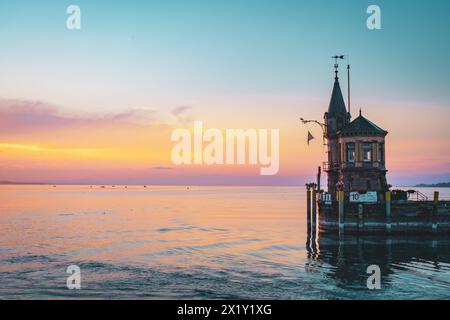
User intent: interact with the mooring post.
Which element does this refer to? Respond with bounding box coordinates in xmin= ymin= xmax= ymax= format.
xmin=432 ymin=191 xmax=439 ymax=232
xmin=338 ymin=190 xmax=345 ymax=235
xmin=386 ymin=191 xmax=392 ymax=233
xmin=358 ymin=204 xmax=364 ymax=231
xmin=312 ymin=188 xmax=317 ymax=231
xmin=306 ymin=185 xmax=311 ymax=235
xmin=317 ymin=166 xmax=321 ymax=194
xmin=311 ymin=187 xmax=318 ymax=256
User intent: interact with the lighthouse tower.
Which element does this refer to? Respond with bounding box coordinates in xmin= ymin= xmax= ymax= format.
xmin=324 ymin=64 xmax=388 ymax=197
xmin=324 ymin=64 xmax=351 ymax=196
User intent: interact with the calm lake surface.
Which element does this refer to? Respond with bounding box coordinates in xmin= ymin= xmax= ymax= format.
xmin=0 ymin=185 xmax=449 ymax=299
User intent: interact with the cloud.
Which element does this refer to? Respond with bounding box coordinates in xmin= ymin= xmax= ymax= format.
xmin=172 ymin=106 xmax=193 ymax=124
xmin=111 ymin=108 xmax=158 ymax=124
xmin=0 ymin=99 xmax=76 ymax=131
xmin=0 ymin=99 xmax=160 ymax=134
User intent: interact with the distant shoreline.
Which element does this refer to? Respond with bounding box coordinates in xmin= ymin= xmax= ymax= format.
xmin=414 ymin=182 xmax=450 ymax=188
xmin=0 ymin=181 xmax=46 ymax=185
xmin=2 ymin=181 xmax=450 ymax=188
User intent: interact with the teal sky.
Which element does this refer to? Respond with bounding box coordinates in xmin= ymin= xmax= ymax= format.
xmin=0 ymin=0 xmax=449 ymax=113
xmin=0 ymin=0 xmax=449 ymax=185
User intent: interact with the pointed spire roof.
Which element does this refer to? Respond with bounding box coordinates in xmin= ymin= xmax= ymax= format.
xmin=340 ymin=112 xmax=387 ymax=136
xmin=327 ymin=76 xmax=347 ymax=116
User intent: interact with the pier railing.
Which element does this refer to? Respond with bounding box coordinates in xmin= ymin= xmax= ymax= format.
xmin=407 ymin=190 xmax=429 ymax=201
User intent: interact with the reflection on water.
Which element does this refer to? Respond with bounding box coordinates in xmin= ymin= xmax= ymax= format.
xmin=0 ymin=185 xmax=449 ymax=299
xmin=307 ymin=233 xmax=450 ymax=296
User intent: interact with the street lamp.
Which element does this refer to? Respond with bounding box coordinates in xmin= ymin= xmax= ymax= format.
xmin=300 ymin=117 xmax=326 ymax=145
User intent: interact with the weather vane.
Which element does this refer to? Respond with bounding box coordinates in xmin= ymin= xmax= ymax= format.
xmin=332 ymin=55 xmax=345 ymax=78
xmin=331 ymin=55 xmax=351 ymax=115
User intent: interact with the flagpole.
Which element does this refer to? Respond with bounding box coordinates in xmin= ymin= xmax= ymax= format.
xmin=347 ymin=55 xmax=351 ymax=117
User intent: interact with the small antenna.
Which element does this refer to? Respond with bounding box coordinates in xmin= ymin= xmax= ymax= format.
xmin=347 ymin=55 xmax=351 ymax=117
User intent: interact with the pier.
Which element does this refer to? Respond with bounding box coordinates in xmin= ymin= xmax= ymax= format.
xmin=303 ymin=58 xmax=450 ymax=235
xmin=315 ymin=191 xmax=450 ymax=234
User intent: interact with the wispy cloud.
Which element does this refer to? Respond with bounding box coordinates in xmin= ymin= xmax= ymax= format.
xmin=111 ymin=108 xmax=158 ymax=124
xmin=0 ymin=99 xmax=161 ymax=134
xmin=172 ymin=106 xmax=193 ymax=124
xmin=0 ymin=99 xmax=76 ymax=132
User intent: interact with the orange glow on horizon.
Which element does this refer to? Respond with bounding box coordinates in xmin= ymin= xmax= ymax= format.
xmin=0 ymin=98 xmax=449 ymax=184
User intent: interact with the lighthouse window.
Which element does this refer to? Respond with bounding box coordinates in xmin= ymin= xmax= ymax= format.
xmin=347 ymin=143 xmax=355 ymax=162
xmin=378 ymin=143 xmax=384 ymax=162
xmin=363 ymin=143 xmax=372 ymax=162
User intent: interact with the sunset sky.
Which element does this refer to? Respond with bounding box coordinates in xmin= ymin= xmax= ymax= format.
xmin=0 ymin=0 xmax=449 ymax=185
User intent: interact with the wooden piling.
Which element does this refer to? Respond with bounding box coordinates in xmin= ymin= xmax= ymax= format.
xmin=386 ymin=191 xmax=392 ymax=233
xmin=312 ymin=189 xmax=317 ymax=227
xmin=317 ymin=166 xmax=321 ymax=193
xmin=432 ymin=191 xmax=439 ymax=232
xmin=307 ymin=189 xmax=311 ymax=217
xmin=338 ymin=190 xmax=345 ymax=234
xmin=306 ymin=187 xmax=311 ymax=237
xmin=358 ymin=204 xmax=364 ymax=231
xmin=434 ymin=191 xmax=440 ymax=202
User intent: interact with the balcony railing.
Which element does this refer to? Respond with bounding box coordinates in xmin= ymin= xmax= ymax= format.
xmin=323 ymin=161 xmax=386 ymax=171
xmin=322 ymin=162 xmax=340 ymax=171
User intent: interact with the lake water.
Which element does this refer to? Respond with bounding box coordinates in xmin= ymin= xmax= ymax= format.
xmin=0 ymin=185 xmax=449 ymax=299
